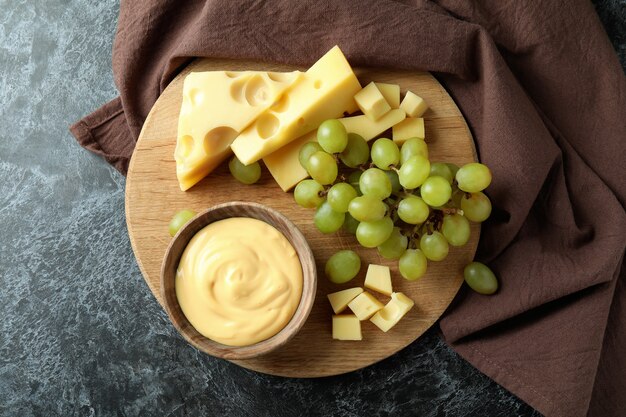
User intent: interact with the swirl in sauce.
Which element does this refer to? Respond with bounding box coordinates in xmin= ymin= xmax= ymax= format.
xmin=175 ymin=217 xmax=303 ymax=346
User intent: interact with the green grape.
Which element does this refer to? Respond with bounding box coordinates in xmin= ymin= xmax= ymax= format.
xmin=456 ymin=162 xmax=492 ymax=192
xmin=398 ymin=155 xmax=430 ymax=189
xmin=451 ymin=188 xmax=464 ymax=208
xmin=461 ymin=192 xmax=492 ymax=222
xmin=420 ymin=231 xmax=449 ymax=261
xmin=294 ymin=179 xmax=325 ymax=209
xmin=314 ymin=201 xmax=345 ymax=234
xmin=325 ymin=250 xmax=361 ymax=284
xmin=298 ymin=142 xmax=323 ymax=170
xmin=348 ymin=170 xmax=363 ymax=195
xmin=430 ymin=162 xmax=454 ymax=183
xmin=441 ymin=214 xmax=471 ymax=246
xmin=356 ymin=216 xmax=394 ymax=248
xmin=339 ymin=133 xmax=369 ymax=168
xmin=397 ymin=195 xmax=429 ymax=224
xmin=377 ymin=227 xmax=408 ymax=259
xmin=317 ymin=119 xmax=348 ymax=153
xmin=446 ymin=163 xmax=460 ymax=178
xmin=399 ymin=249 xmax=428 ymax=281
xmin=359 ymin=168 xmax=392 ymax=200
xmin=168 ymin=209 xmax=197 ymax=237
xmin=371 ymin=138 xmax=400 ymax=170
xmin=307 ymin=151 xmax=338 ymax=185
xmin=400 ymin=137 xmax=428 ymax=164
xmin=228 ymin=156 xmax=261 ymax=185
xmin=420 ymin=176 xmax=452 ymax=207
xmin=327 ymin=182 xmax=357 ymax=213
xmin=385 ymin=170 xmax=402 ymax=194
xmin=343 ymin=212 xmax=360 ymax=234
xmin=464 ymin=262 xmax=498 ymax=294
xmin=348 ymin=195 xmax=387 ymax=222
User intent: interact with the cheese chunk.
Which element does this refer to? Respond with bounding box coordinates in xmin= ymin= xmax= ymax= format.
xmin=263 ymin=131 xmax=315 ymax=191
xmin=230 ymin=46 xmax=361 ymax=165
xmin=175 ymin=70 xmax=300 ymax=191
xmin=266 ymin=109 xmax=406 ymax=190
xmin=348 ymin=291 xmax=384 ymax=320
xmin=370 ymin=292 xmax=414 ymax=332
xmin=332 ymin=315 xmax=362 ymax=340
xmin=375 ymin=83 xmax=400 ymax=108
xmin=400 ymin=91 xmax=428 ymax=118
xmin=327 ymin=287 xmax=364 ymax=314
xmin=339 ymin=109 xmax=406 ymax=142
xmin=354 ymin=82 xmax=391 ymax=121
xmin=392 ymin=117 xmax=425 ymax=145
xmin=364 ymin=264 xmax=392 ymax=296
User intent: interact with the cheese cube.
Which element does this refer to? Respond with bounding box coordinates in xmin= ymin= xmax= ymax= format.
xmin=339 ymin=109 xmax=405 ymax=142
xmin=370 ymin=292 xmax=415 ymax=332
xmin=263 ymin=131 xmax=315 ymax=191
xmin=175 ymin=70 xmax=300 ymax=191
xmin=230 ymin=46 xmax=361 ymax=165
xmin=327 ymin=287 xmax=364 ymax=314
xmin=348 ymin=291 xmax=384 ymax=320
xmin=392 ymin=117 xmax=425 ymax=145
xmin=332 ymin=315 xmax=362 ymax=340
xmin=354 ymin=82 xmax=391 ymax=121
xmin=375 ymin=83 xmax=400 ymax=108
xmin=400 ymin=91 xmax=429 ymax=118
xmin=364 ymin=264 xmax=392 ymax=296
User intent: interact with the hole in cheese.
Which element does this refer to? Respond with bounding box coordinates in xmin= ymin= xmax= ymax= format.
xmin=203 ymin=127 xmax=238 ymax=155
xmin=267 ymin=72 xmax=295 ymax=83
xmin=244 ymin=75 xmax=271 ymax=107
xmin=313 ymin=79 xmax=322 ymax=89
xmin=175 ymin=135 xmax=195 ymax=160
xmin=270 ymin=94 xmax=290 ymax=113
xmin=188 ymin=88 xmax=204 ymax=107
xmin=224 ymin=71 xmax=240 ymax=78
xmin=256 ymin=113 xmax=280 ymax=140
xmin=230 ymin=76 xmax=251 ymax=103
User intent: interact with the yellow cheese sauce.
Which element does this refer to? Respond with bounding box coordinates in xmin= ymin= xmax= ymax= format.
xmin=175 ymin=217 xmax=303 ymax=346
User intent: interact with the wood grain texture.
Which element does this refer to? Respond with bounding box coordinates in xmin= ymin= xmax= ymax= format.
xmin=125 ymin=58 xmax=479 ymax=377
xmin=161 ymin=202 xmax=317 ymax=360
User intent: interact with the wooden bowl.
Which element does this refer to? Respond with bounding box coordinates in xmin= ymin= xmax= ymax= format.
xmin=160 ymin=201 xmax=317 ymax=360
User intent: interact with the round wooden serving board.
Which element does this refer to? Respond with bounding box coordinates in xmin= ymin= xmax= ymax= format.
xmin=126 ymin=58 xmax=478 ymax=378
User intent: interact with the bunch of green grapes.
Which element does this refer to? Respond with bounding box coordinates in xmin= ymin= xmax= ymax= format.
xmin=294 ymin=119 xmax=495 ymax=287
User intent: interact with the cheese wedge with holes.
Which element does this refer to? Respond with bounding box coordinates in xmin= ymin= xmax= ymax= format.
xmin=230 ymin=46 xmax=361 ymax=165
xmin=263 ymin=131 xmax=316 ymax=191
xmin=175 ymin=70 xmax=300 ymax=191
xmin=338 ymin=109 xmax=405 ymax=141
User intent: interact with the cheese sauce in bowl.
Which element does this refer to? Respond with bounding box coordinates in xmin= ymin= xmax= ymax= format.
xmin=161 ymin=202 xmax=316 ymax=360
xmin=175 ymin=217 xmax=303 ymax=346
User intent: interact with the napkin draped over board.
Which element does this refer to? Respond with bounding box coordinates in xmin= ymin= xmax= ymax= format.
xmin=70 ymin=1 xmax=626 ymax=416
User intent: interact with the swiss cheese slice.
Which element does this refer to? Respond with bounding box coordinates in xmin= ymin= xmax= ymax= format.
xmin=230 ymin=46 xmax=361 ymax=165
xmin=175 ymin=70 xmax=300 ymax=191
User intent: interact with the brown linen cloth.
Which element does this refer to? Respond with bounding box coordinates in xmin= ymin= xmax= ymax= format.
xmin=70 ymin=1 xmax=626 ymax=416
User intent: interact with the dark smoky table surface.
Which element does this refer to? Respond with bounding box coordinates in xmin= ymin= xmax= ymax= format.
xmin=0 ymin=1 xmax=623 ymax=416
